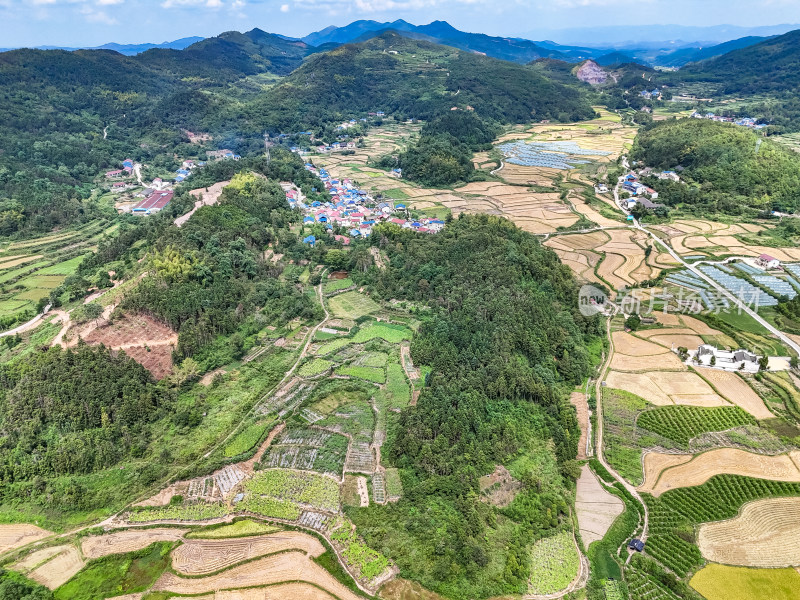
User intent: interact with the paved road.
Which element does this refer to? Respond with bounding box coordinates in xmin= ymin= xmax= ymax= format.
xmin=0 ymin=304 xmax=52 ymax=338
xmin=613 ymin=158 xmax=800 ymax=355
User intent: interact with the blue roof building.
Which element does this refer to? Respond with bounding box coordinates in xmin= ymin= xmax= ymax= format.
xmin=303 ymin=216 xmax=315 ymax=223
xmin=303 ymin=235 xmax=316 ymax=246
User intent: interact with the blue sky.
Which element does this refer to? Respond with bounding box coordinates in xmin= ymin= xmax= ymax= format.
xmin=2 ymin=0 xmax=800 ymax=48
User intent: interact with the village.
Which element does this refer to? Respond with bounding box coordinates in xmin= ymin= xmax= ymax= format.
xmin=289 ymin=163 xmax=445 ymax=246
xmin=691 ymin=110 xmax=767 ymax=130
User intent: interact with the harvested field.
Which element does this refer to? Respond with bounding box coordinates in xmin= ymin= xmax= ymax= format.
xmin=696 ymin=368 xmax=774 ymax=420
xmin=27 ymin=546 xmax=84 ymax=590
xmin=0 ymin=524 xmax=51 ymax=554
xmin=214 ymin=583 xmax=339 ymax=599
xmin=608 ymin=352 xmax=686 ymax=372
xmin=605 ymin=371 xmax=727 ymax=407
xmin=153 ymin=550 xmax=362 ymax=600
xmin=570 ymin=391 xmax=590 ymax=460
xmin=639 ymin=453 xmax=693 ymax=494
xmin=81 ymin=528 xmax=188 ymax=559
xmin=697 ymin=497 xmax=800 ymax=567
xmin=612 ymin=331 xmax=676 ymax=356
xmin=575 ymin=465 xmax=624 ymax=546
xmin=172 ymin=531 xmax=325 ymax=575
xmin=645 ymin=334 xmax=705 ymax=349
xmin=646 ymin=449 xmax=800 ymax=496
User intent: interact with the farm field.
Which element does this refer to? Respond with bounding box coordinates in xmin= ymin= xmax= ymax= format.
xmin=575 ymin=465 xmax=624 ymax=547
xmin=697 ymin=496 xmax=800 ymax=567
xmin=690 ymin=564 xmax=800 ymax=600
xmin=527 ymin=531 xmax=580 ymax=595
xmin=0 ymin=220 xmax=115 ymax=325
xmin=641 ymin=449 xmax=800 ymax=496
xmin=0 ymin=523 xmax=52 ymax=554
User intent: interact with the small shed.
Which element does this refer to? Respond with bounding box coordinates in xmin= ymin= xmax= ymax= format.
xmin=628 ymin=539 xmax=644 ymax=552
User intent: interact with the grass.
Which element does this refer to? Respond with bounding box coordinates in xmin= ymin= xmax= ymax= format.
xmin=329 ymin=291 xmax=380 ymax=319
xmin=385 ymin=468 xmax=403 ymax=499
xmin=690 ymin=564 xmax=800 ymax=600
xmin=37 ymin=255 xmax=87 ymax=275
xmin=636 ymin=405 xmax=756 ymax=447
xmin=298 ymin=358 xmax=333 ymax=377
xmin=331 ymin=527 xmax=390 ymax=580
xmin=54 ymin=542 xmax=174 ymax=600
xmin=527 ymin=531 xmax=580 ymax=595
xmin=223 ymin=419 xmax=275 ymax=457
xmin=336 ymin=365 xmax=386 ymax=383
xmin=357 ymin=351 xmax=388 ymax=367
xmin=186 ymin=518 xmax=281 ymax=538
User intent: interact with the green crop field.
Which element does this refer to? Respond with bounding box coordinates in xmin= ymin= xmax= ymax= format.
xmin=386 ymin=364 xmax=411 ymax=408
xmin=352 ymin=323 xmax=412 ymax=344
xmin=224 ymin=419 xmax=275 ymax=457
xmin=186 ymin=519 xmax=281 ymax=538
xmin=690 ymin=564 xmax=800 ymax=600
xmin=357 ymin=351 xmax=388 ymax=367
xmin=245 ymin=469 xmax=340 ymax=512
xmin=298 ymin=358 xmax=333 ymax=377
xmin=645 ymin=475 xmax=800 ymax=577
xmin=336 ymin=365 xmax=386 ymax=383
xmin=527 ymin=531 xmax=580 ymax=595
xmin=128 ymin=502 xmax=228 ymax=523
xmin=323 ymin=278 xmax=354 ymax=294
xmin=329 ymin=291 xmax=380 ymax=319
xmin=625 ymin=564 xmax=682 ymax=600
xmin=636 ymin=405 xmax=756 ymax=447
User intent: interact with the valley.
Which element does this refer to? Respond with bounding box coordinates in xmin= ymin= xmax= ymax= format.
xmin=2 ymin=13 xmax=800 ymax=600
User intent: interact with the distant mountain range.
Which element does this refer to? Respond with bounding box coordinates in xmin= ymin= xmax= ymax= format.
xmin=0 ymin=20 xmax=789 ymax=70
xmin=0 ymin=37 xmax=204 ymax=56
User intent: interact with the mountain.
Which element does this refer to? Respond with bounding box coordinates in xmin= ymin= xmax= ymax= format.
xmin=676 ymin=28 xmax=800 ymax=95
xmin=302 ymin=19 xmax=579 ymax=63
xmin=302 ymin=19 xmax=419 ymax=45
xmin=0 ymin=36 xmax=204 ymax=56
xmin=522 ymin=23 xmax=800 ymax=47
xmin=595 ymin=51 xmax=635 ymax=66
xmin=254 ymin=31 xmax=595 ymax=131
xmin=654 ymin=35 xmax=772 ymax=67
xmin=137 ymin=28 xmax=312 ymax=78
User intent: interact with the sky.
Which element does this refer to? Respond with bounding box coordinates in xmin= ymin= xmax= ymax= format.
xmin=2 ymin=0 xmax=800 ymax=48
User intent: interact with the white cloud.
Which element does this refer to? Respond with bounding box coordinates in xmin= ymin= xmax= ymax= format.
xmin=280 ymin=2 xmax=289 ymax=10
xmin=291 ymin=0 xmax=488 ymax=13
xmin=97 ymin=0 xmax=124 ymax=5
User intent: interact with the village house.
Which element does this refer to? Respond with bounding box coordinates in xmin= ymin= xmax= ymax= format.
xmin=757 ymin=254 xmax=781 ymax=270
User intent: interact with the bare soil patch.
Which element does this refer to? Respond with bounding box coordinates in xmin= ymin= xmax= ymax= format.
xmin=479 ymin=465 xmax=522 ymax=508
xmin=81 ymin=528 xmax=188 ymax=559
xmin=215 ymin=583 xmax=339 ymax=599
xmin=647 ymin=449 xmax=800 ymax=496
xmin=172 ymin=531 xmax=325 ymax=576
xmin=698 ymin=497 xmax=800 ymax=567
xmin=380 ymin=578 xmax=447 ymax=600
xmin=605 ymin=371 xmax=727 ymax=407
xmin=14 ymin=545 xmax=84 ymax=590
xmin=570 ymin=391 xmax=590 ymax=460
xmin=153 ymin=550 xmax=363 ymax=600
xmin=575 ymin=465 xmax=624 ymax=547
xmin=0 ymin=524 xmax=51 ymax=554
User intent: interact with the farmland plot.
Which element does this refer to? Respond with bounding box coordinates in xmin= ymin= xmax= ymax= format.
xmin=697 ymin=497 xmax=800 ymax=567
xmin=527 ymin=531 xmax=580 ymax=595
xmin=244 ymin=469 xmax=340 ymax=513
xmin=575 ymin=465 xmax=624 ymax=547
xmin=645 ymin=449 xmax=800 ymax=496
xmin=12 ymin=544 xmax=85 ymax=590
xmin=172 ymin=531 xmax=325 ymax=575
xmin=0 ymin=523 xmax=51 ymax=554
xmin=690 ymin=564 xmax=800 ymax=600
xmin=81 ymin=528 xmax=188 ymax=559
xmin=153 ymin=550 xmax=363 ymax=600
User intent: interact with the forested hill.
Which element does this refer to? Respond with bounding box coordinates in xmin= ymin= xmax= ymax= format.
xmin=631 ymin=118 xmax=800 ymax=214
xmin=676 ymin=28 xmax=800 ymax=94
xmin=349 ymin=214 xmax=601 ymax=596
xmin=249 ymin=31 xmax=596 ymax=130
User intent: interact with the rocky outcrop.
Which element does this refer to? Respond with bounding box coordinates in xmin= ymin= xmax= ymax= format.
xmin=575 ymin=60 xmax=608 ymax=85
